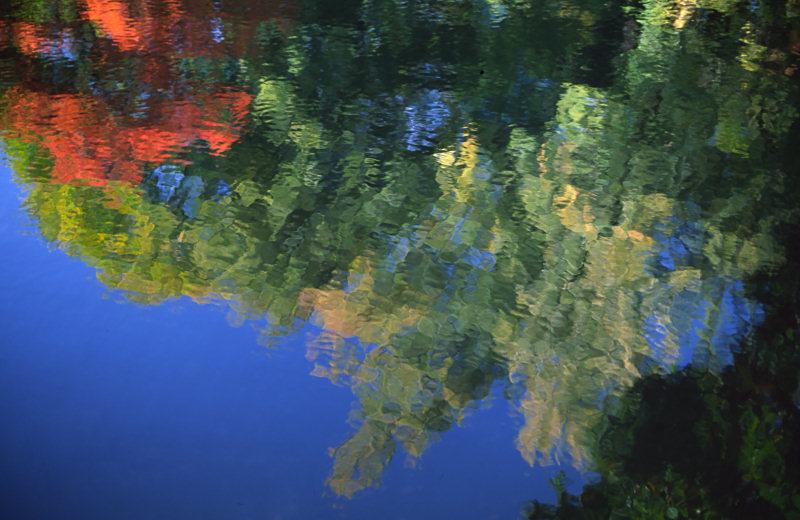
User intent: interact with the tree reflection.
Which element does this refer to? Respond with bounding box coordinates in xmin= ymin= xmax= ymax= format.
xmin=0 ymin=0 xmax=294 ymax=184
xmin=0 ymin=0 xmax=797 ymax=502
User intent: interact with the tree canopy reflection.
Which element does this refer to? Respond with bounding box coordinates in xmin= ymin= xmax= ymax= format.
xmin=1 ymin=0 xmax=797 ymax=505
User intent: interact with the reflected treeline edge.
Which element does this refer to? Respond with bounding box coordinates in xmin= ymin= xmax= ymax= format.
xmin=0 ymin=0 xmax=798 ymax=512
xmin=527 ymin=227 xmax=800 ymax=519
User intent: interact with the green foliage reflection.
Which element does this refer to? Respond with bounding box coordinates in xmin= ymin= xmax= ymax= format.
xmin=1 ymin=0 xmax=799 ymax=502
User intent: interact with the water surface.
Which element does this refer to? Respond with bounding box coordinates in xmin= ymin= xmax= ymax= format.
xmin=1 ymin=0 xmax=799 ymax=518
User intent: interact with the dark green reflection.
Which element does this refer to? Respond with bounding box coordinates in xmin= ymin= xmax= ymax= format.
xmin=1 ymin=0 xmax=798 ymax=504
xmin=527 ymin=248 xmax=800 ymax=518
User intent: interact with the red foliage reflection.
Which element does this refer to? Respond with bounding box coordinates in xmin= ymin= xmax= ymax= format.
xmin=3 ymin=88 xmax=252 ymax=185
xmin=0 ymin=0 xmax=292 ymax=185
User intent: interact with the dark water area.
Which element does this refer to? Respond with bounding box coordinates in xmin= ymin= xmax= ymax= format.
xmin=0 ymin=0 xmax=799 ymax=518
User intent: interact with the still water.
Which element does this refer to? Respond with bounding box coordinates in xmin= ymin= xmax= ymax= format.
xmin=1 ymin=0 xmax=798 ymax=518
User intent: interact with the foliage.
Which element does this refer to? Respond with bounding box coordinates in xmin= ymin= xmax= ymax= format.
xmin=527 ymin=343 xmax=800 ymax=519
xmin=1 ymin=0 xmax=799 ymax=501
xmin=525 ymin=1 xmax=800 ymax=515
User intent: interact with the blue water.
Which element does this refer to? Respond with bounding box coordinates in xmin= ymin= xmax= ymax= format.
xmin=0 ymin=160 xmax=583 ymax=519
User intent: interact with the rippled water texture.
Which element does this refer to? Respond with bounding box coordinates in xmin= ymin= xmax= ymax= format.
xmin=1 ymin=0 xmax=799 ymax=517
